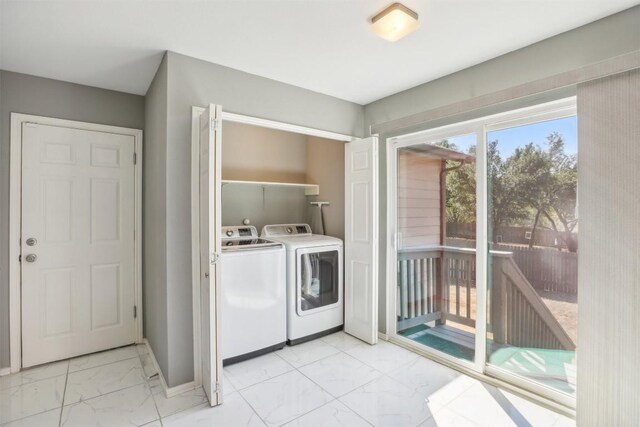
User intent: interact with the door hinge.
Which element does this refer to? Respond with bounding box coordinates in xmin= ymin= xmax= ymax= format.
xmin=134 ymin=305 xmax=137 ymax=318
xmin=210 ymin=118 xmax=221 ymax=131
xmin=18 ymin=254 xmax=21 ymax=262
xmin=133 ymin=152 xmax=137 ymax=165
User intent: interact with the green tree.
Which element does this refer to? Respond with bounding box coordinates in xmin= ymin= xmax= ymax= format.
xmin=439 ymin=132 xmax=578 ymax=252
xmin=540 ymin=133 xmax=578 ymax=252
xmin=501 ymin=142 xmax=553 ymax=247
xmin=435 ymin=140 xmax=477 ymax=225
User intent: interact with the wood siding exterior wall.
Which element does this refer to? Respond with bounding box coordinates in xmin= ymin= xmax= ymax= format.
xmin=397 ymin=151 xmax=441 ymax=248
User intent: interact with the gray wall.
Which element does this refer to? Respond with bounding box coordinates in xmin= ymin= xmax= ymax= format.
xmin=156 ymin=51 xmax=363 ymax=386
xmin=363 ymin=5 xmax=640 ymax=333
xmin=142 ymin=54 xmax=169 ymax=379
xmin=0 ymin=71 xmax=145 ymax=370
xmin=577 ymin=69 xmax=640 ymax=426
xmin=364 ymin=5 xmax=640 ymax=131
xmin=306 ymin=136 xmax=346 ymax=240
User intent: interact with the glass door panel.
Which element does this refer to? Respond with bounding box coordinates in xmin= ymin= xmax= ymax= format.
xmin=485 ymin=116 xmax=578 ymax=397
xmin=298 ymin=248 xmax=341 ymax=314
xmin=395 ymin=134 xmax=478 ymax=362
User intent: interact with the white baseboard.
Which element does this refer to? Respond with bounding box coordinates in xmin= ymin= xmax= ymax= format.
xmin=0 ymin=367 xmax=11 ymax=377
xmin=143 ymin=339 xmax=198 ymax=398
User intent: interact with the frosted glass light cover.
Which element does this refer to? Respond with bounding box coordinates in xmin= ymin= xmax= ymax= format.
xmin=371 ymin=3 xmax=419 ymax=42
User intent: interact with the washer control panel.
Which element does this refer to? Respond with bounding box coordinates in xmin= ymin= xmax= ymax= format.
xmin=221 ymin=225 xmax=258 ymax=240
xmin=262 ymin=224 xmax=312 ymax=237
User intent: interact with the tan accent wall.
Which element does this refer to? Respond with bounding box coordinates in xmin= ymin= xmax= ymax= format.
xmin=221 ymin=121 xmax=308 ymax=182
xmin=397 ymin=151 xmax=441 ymax=248
xmin=220 ymin=122 xmax=346 ymax=239
xmin=306 ymin=136 xmax=345 ymax=240
xmin=577 ymin=69 xmax=640 ymax=426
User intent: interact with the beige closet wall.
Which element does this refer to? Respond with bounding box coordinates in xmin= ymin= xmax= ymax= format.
xmin=221 ymin=124 xmax=346 ymax=239
xmin=577 ymin=68 xmax=640 ymax=426
xmin=221 ymin=122 xmax=309 ymax=232
xmin=222 ymin=121 xmax=308 ymax=182
xmin=306 ymin=136 xmax=345 ymax=240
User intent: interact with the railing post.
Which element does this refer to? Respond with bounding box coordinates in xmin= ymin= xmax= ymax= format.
xmin=436 ymin=249 xmax=446 ymax=325
xmin=491 ymin=256 xmax=507 ymax=345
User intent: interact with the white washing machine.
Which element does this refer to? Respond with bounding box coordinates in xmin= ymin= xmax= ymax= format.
xmin=221 ymin=226 xmax=286 ymax=364
xmin=261 ymin=224 xmax=343 ymax=344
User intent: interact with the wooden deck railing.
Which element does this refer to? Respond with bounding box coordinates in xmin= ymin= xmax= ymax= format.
xmin=397 ymin=246 xmax=575 ymax=351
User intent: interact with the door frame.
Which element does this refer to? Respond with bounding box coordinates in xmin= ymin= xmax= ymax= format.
xmin=383 ymin=97 xmax=577 ymax=410
xmin=190 ymin=106 xmax=354 ymax=387
xmin=8 ymin=113 xmax=143 ymax=373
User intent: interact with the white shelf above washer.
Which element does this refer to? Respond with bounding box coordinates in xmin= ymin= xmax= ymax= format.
xmin=221 ymin=179 xmax=320 ymax=196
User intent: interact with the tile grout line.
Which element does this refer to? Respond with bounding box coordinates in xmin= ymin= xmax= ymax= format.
xmin=61 ymin=358 xmax=148 ymax=408
xmin=0 ymin=365 xmax=71 ymax=426
xmin=140 ymin=346 xmax=164 ymax=425
xmin=59 ymin=380 xmax=149 ymax=418
xmin=235 ymin=337 xmax=377 ymax=426
xmin=231 ymin=339 xmax=344 ymax=426
xmin=57 ymin=361 xmax=70 ymax=427
xmin=68 ymin=354 xmax=141 ymax=375
xmin=233 ymin=388 xmax=270 ymax=427
xmin=282 ymin=336 xmax=441 ymax=426
xmin=277 ymin=377 xmax=375 ymax=427
xmin=280 ymin=337 xmax=380 ymax=426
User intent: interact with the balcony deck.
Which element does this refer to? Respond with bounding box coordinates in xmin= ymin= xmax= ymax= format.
xmin=398 ymin=322 xmax=577 ymax=395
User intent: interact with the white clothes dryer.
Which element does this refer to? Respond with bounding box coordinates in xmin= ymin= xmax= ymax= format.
xmin=261 ymin=224 xmax=343 ymax=344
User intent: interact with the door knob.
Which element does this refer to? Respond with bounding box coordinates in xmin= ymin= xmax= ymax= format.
xmin=25 ymin=254 xmax=37 ymax=263
xmin=26 ymin=237 xmax=37 ymax=246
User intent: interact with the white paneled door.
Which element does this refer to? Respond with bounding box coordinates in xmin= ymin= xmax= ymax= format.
xmin=21 ymin=123 xmax=136 ymax=368
xmin=344 ymin=137 xmax=379 ymax=345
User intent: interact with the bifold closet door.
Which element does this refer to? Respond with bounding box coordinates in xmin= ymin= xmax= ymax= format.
xmin=199 ymin=104 xmax=223 ymax=406
xmin=344 ymin=136 xmax=379 ymax=345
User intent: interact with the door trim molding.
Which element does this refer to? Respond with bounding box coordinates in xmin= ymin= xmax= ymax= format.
xmin=9 ymin=113 xmax=143 ymax=373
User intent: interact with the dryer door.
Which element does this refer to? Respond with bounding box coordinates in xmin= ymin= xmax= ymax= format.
xmin=296 ymin=245 xmax=343 ymax=316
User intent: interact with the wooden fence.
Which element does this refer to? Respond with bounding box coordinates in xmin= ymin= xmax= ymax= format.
xmin=446 ymin=238 xmax=578 ymax=295
xmin=447 ymin=222 xmax=577 ymax=249
xmin=494 ymin=244 xmax=578 ymax=295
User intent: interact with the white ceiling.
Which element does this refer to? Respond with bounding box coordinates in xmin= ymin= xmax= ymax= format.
xmin=1 ymin=0 xmax=638 ymax=104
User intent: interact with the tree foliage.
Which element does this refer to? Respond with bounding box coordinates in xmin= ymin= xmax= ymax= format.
xmin=439 ymin=132 xmax=578 ymax=252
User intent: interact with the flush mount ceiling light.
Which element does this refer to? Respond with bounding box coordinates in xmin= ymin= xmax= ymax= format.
xmin=371 ymin=3 xmax=419 ymax=42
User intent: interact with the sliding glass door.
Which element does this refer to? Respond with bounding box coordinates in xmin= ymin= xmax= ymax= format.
xmin=389 ymin=98 xmax=578 ymax=404
xmin=395 ymin=133 xmax=479 ymax=364
xmin=485 ymin=116 xmax=578 ymax=398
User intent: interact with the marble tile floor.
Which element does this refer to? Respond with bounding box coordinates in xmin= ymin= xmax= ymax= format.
xmin=0 ymin=333 xmax=575 ymax=427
